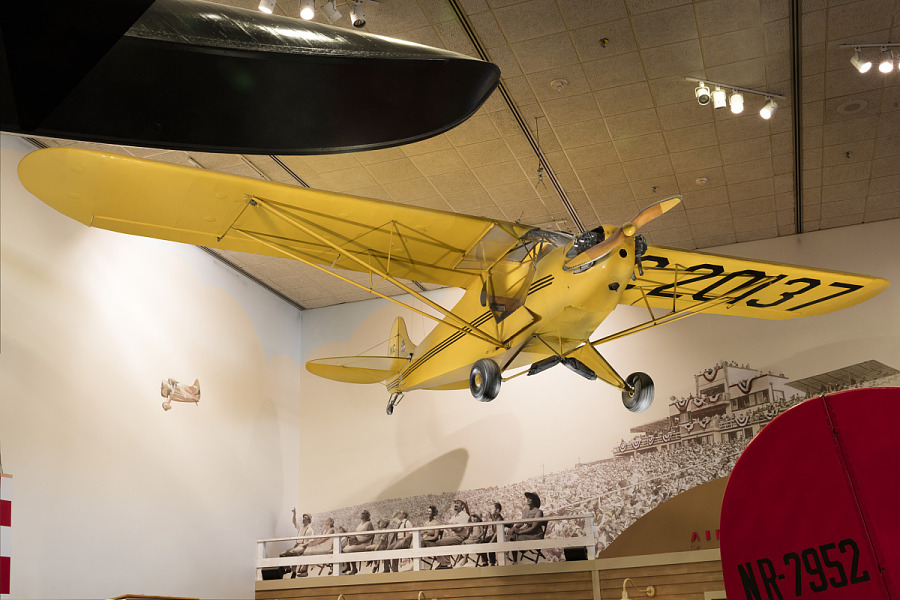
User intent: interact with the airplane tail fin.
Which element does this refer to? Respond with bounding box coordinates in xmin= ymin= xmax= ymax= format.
xmin=389 ymin=316 xmax=416 ymax=358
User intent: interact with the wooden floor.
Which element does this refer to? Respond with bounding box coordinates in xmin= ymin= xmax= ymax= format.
xmin=256 ymin=550 xmax=725 ymax=600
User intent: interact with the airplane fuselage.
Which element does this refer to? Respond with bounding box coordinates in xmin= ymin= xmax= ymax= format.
xmin=388 ymin=229 xmax=638 ymax=393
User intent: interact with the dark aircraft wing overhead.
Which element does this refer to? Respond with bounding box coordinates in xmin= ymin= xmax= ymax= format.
xmin=0 ymin=0 xmax=500 ymax=154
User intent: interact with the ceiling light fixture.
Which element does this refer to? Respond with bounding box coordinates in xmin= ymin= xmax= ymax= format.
xmin=299 ymin=0 xmax=315 ymax=20
xmin=850 ymin=48 xmax=872 ymax=73
xmin=712 ymin=87 xmax=727 ymax=109
xmin=840 ymin=43 xmax=900 ymax=74
xmin=759 ymin=97 xmax=778 ymax=119
xmin=695 ymin=83 xmax=711 ymax=105
xmin=350 ymin=0 xmax=365 ymax=28
xmin=879 ymin=47 xmax=894 ymax=73
xmin=684 ymin=77 xmax=785 ymax=120
xmin=322 ymin=0 xmax=341 ymax=23
xmin=729 ymin=90 xmax=744 ymax=114
xmin=258 ymin=0 xmax=276 ymax=13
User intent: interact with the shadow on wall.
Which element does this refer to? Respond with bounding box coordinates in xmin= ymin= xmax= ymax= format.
xmin=375 ymin=448 xmax=470 ymax=504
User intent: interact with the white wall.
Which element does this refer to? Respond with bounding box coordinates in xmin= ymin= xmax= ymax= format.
xmin=0 ymin=136 xmax=303 ymax=599
xmin=299 ymin=209 xmax=900 ymax=514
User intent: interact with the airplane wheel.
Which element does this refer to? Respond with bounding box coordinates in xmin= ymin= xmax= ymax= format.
xmin=470 ymin=358 xmax=501 ymax=402
xmin=386 ymin=402 xmax=394 ymax=416
xmin=622 ymin=372 xmax=653 ymax=413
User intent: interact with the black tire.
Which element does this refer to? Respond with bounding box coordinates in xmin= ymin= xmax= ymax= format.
xmin=386 ymin=402 xmax=394 ymax=416
xmin=469 ymin=358 xmax=501 ymax=402
xmin=622 ymin=372 xmax=653 ymax=413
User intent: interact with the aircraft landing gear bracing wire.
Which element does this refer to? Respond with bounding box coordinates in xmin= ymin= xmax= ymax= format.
xmin=386 ymin=392 xmax=404 ymax=415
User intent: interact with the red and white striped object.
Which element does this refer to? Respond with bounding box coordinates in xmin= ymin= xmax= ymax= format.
xmin=0 ymin=473 xmax=10 ymax=598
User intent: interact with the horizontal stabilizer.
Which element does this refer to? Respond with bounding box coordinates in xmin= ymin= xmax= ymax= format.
xmin=306 ymin=356 xmax=408 ymax=384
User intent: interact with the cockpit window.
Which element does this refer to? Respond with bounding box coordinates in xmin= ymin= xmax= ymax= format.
xmin=503 ymin=229 xmax=573 ymax=263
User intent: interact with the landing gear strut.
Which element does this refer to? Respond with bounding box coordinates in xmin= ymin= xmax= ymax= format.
xmin=386 ymin=392 xmax=404 ymax=415
xmin=622 ymin=372 xmax=653 ymax=413
xmin=469 ymin=358 xmax=501 ymax=402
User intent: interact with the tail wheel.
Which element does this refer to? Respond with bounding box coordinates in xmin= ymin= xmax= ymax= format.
xmin=469 ymin=358 xmax=501 ymax=402
xmin=622 ymin=372 xmax=653 ymax=413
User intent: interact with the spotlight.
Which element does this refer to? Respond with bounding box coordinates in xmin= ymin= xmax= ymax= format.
xmin=729 ymin=91 xmax=744 ymax=114
xmin=850 ymin=49 xmax=872 ymax=73
xmin=712 ymin=87 xmax=727 ymax=109
xmin=258 ymin=0 xmax=276 ymax=13
xmin=879 ymin=48 xmax=894 ymax=73
xmin=350 ymin=0 xmax=365 ymax=28
xmin=695 ymin=83 xmax=710 ymax=106
xmin=322 ymin=0 xmax=341 ymax=23
xmin=300 ymin=0 xmax=315 ymax=19
xmin=759 ymin=98 xmax=778 ymax=119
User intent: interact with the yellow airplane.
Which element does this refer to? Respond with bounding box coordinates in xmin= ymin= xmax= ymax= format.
xmin=18 ymin=148 xmax=890 ymax=415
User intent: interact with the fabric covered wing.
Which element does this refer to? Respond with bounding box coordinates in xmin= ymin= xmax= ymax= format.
xmin=306 ymin=356 xmax=408 ymax=384
xmin=621 ymin=246 xmax=888 ymax=319
xmin=18 ymin=148 xmax=533 ymax=288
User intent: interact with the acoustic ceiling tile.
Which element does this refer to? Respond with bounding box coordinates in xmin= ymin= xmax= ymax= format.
xmin=631 ymin=4 xmax=698 ymax=49
xmin=696 ymin=0 xmax=762 ymax=36
xmin=541 ymin=93 xmax=603 ymax=127
xmin=407 ymin=148 xmax=468 ymax=176
xmin=764 ymin=18 xmax=791 ymax=54
xmin=719 ymin=136 xmax=773 ymax=164
xmin=594 ymin=82 xmax=655 ymax=117
xmin=871 ymin=156 xmax=900 ymax=178
xmin=579 ymin=163 xmax=629 ymax=188
xmin=582 ymin=52 xmax=647 ymax=90
xmin=552 ymin=118 xmax=612 ymax=149
xmin=382 ymin=177 xmax=439 ymax=202
xmin=569 ymin=19 xmax=637 ymax=62
xmin=622 ymin=154 xmax=675 ymax=180
xmin=457 ymin=138 xmax=517 ymax=168
xmin=677 ymin=169 xmax=727 ymax=194
xmin=731 ymin=195 xmax=776 ymax=218
xmin=868 ymin=174 xmax=900 ymax=196
xmin=445 ymin=113 xmax=502 ymax=147
xmin=670 ymin=145 xmax=724 ymax=173
xmin=511 ymin=34 xmax=580 ymax=74
xmin=727 ymin=177 xmax=775 ymax=201
xmin=365 ymin=157 xmax=422 ymax=185
xmin=821 ymin=180 xmax=870 ymax=202
xmin=822 ymin=162 xmax=872 ymax=185
xmin=701 ymin=28 xmax=766 ymax=68
xmin=629 ymin=175 xmax=679 ymax=201
xmin=494 ymin=0 xmax=566 ymax=43
xmin=566 ymin=142 xmax=620 ymax=169
xmin=613 ymin=132 xmax=669 ymax=162
xmin=625 ymin=0 xmax=693 ymax=16
xmin=586 ymin=183 xmax=636 ymax=206
xmin=605 ymin=107 xmax=662 ymax=140
xmin=826 ymin=0 xmax=897 ymax=40
xmin=821 ymin=138 xmax=875 ymax=166
xmin=723 ymin=157 xmax=774 ymax=184
xmin=685 ymin=202 xmax=733 ymax=224
xmin=818 ymin=213 xmax=865 ymax=229
xmin=642 ymin=39 xmax=705 ymax=79
xmin=557 ymin=0 xmax=628 ymax=29
xmin=662 ymin=122 xmax=720 ymax=153
xmin=801 ymin=9 xmax=827 ymax=46
xmin=659 ymin=102 xmax=718 ymax=133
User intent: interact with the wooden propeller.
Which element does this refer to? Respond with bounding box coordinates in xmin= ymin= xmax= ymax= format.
xmin=564 ymin=196 xmax=681 ymax=270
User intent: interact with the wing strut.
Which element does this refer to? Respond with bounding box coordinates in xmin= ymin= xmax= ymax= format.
xmin=235 ymin=197 xmax=507 ymax=348
xmin=590 ymin=276 xmax=780 ymax=347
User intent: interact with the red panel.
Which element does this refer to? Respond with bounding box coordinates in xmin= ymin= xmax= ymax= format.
xmin=721 ymin=387 xmax=899 ymax=600
xmin=0 ymin=500 xmax=9 ymax=527
xmin=0 ymin=556 xmax=8 ymax=595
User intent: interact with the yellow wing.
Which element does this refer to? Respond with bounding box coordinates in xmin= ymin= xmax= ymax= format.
xmin=17 ymin=148 xmax=534 ymax=288
xmin=621 ymin=246 xmax=889 ymax=319
xmin=306 ymin=356 xmax=408 ymax=384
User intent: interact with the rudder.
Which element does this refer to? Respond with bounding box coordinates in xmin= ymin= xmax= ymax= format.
xmin=388 ymin=317 xmax=416 ymax=358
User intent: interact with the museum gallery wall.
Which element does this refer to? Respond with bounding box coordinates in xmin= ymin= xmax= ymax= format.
xmin=0 ymin=136 xmax=304 ymax=598
xmin=2 ymin=133 xmax=899 ymax=596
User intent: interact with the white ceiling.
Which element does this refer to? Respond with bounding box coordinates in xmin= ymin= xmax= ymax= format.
xmin=28 ymin=0 xmax=900 ymax=310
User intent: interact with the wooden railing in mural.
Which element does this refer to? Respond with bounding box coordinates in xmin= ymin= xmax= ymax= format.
xmin=256 ymin=514 xmax=595 ymax=580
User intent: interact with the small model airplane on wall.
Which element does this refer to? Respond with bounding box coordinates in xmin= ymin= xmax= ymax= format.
xmin=18 ymin=149 xmax=889 ymax=415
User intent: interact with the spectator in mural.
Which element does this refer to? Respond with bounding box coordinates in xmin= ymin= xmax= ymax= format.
xmin=461 ymin=513 xmax=488 ymax=566
xmin=387 ymin=510 xmax=413 ymax=573
xmin=303 ymin=517 xmax=336 ymax=554
xmin=434 ymin=498 xmax=470 ymax=568
xmin=508 ymin=492 xmax=544 ymax=564
xmin=160 ymin=377 xmax=200 ymax=411
xmin=422 ymin=505 xmax=441 ymax=547
xmin=485 ymin=502 xmax=503 ymax=566
xmin=280 ymin=509 xmax=315 ymax=577
xmin=367 ymin=518 xmax=391 ymax=572
xmin=343 ymin=510 xmax=375 ymax=574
